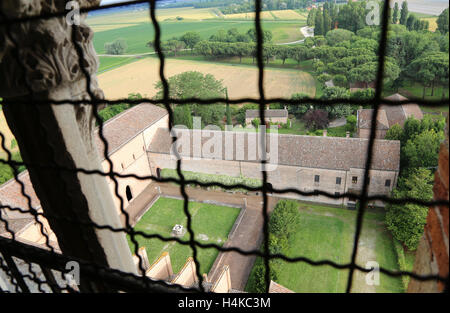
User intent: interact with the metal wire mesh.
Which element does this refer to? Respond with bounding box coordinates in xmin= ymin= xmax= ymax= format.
xmin=0 ymin=0 xmax=449 ymax=293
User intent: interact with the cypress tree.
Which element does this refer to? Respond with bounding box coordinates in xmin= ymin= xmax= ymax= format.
xmin=314 ymin=10 xmax=324 ymax=36
xmin=393 ymin=2 xmax=399 ymax=24
xmin=400 ymin=1 xmax=408 ymax=25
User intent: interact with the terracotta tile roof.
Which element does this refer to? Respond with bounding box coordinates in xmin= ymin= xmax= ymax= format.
xmin=0 ymin=104 xmax=168 ymax=215
xmin=245 ymin=109 xmax=288 ymax=119
xmin=96 ymin=103 xmax=168 ymax=157
xmin=357 ymin=109 xmax=389 ymax=130
xmin=148 ymin=128 xmax=400 ymax=171
xmin=358 ymin=94 xmax=424 ymax=130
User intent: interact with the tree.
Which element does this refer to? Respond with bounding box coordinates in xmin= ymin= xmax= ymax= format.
xmin=386 ymin=168 xmax=433 ymax=250
xmin=323 ymin=9 xmax=332 ymax=34
xmin=437 ymin=8 xmax=449 ymax=34
xmin=321 ymin=87 xmax=353 ymax=119
xmin=154 ymin=71 xmax=226 ymax=127
xmin=269 ymin=200 xmax=300 ymax=237
xmin=173 ymin=105 xmax=193 ymax=129
xmin=325 ymin=29 xmax=354 ymax=46
xmin=393 ymin=2 xmax=399 ymax=24
xmin=275 ymin=46 xmax=291 ymax=64
xmin=345 ymin=115 xmax=357 ymax=133
xmin=399 ymin=1 xmax=408 ymax=25
xmin=252 ymin=264 xmax=278 ymax=293
xmin=247 ymin=29 xmax=273 ymax=43
xmin=180 ymin=31 xmax=201 ymax=49
xmin=307 ymin=8 xmax=316 ymax=26
xmin=348 ymin=62 xmax=377 ymax=88
xmin=402 ymin=128 xmax=444 ymax=171
xmin=406 ymin=14 xmax=418 ymax=31
xmin=303 ymin=109 xmax=329 ymax=130
xmin=385 ymin=124 xmax=403 ymax=141
xmin=161 ymin=39 xmax=185 ymax=57
xmin=289 ymin=93 xmax=311 ymax=117
xmin=314 ymin=10 xmax=324 ymax=36
xmin=407 ymin=52 xmax=449 ymax=98
xmin=333 ymin=74 xmax=348 ymax=88
xmin=104 ymin=38 xmax=127 ymax=55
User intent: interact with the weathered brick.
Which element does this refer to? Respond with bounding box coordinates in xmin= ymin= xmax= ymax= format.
xmin=438 ymin=144 xmax=449 ymax=190
xmin=425 ymin=208 xmax=449 ymax=292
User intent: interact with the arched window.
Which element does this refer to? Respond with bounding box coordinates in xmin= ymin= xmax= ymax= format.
xmin=126 ymin=185 xmax=132 ymax=202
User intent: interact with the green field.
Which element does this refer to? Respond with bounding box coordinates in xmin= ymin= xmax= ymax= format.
xmin=129 ymin=197 xmax=240 ymax=274
xmin=245 ymin=203 xmax=407 ymax=293
xmin=91 ymin=20 xmax=305 ymax=55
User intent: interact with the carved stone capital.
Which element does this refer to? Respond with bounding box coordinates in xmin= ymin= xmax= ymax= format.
xmin=0 ymin=0 xmax=101 ymax=97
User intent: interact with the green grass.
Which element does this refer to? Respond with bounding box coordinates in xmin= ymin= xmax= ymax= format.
xmin=245 ymin=202 xmax=404 ymax=293
xmin=98 ymin=56 xmax=142 ymax=73
xmin=91 ymin=20 xmax=306 ymax=54
xmin=129 ymin=197 xmax=240 ymax=274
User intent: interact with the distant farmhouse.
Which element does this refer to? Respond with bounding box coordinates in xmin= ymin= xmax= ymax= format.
xmin=245 ymin=108 xmax=288 ymax=125
xmin=1 ymin=102 xmax=400 ymax=244
xmin=357 ymin=93 xmax=424 ymax=139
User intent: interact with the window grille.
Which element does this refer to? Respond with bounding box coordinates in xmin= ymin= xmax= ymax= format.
xmin=0 ymin=0 xmax=448 ymax=293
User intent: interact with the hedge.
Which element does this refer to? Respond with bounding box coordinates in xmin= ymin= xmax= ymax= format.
xmin=393 ymin=238 xmax=410 ymax=291
xmin=160 ymin=169 xmax=262 ymax=192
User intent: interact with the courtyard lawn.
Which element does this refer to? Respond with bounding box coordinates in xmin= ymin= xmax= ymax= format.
xmin=128 ymin=197 xmax=240 ymax=274
xmin=245 ymin=203 xmax=405 ymax=293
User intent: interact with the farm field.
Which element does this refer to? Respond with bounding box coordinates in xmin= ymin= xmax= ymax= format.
xmin=90 ymin=20 xmax=306 ymax=55
xmin=245 ymin=203 xmax=407 ymax=293
xmin=97 ymin=57 xmax=316 ymax=100
xmin=128 ymin=197 xmax=240 ymax=274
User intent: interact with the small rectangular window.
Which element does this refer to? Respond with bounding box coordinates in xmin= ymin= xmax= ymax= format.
xmin=352 ymin=176 xmax=358 ymax=184
xmin=336 ymin=177 xmax=341 ymax=185
xmin=385 ymin=179 xmax=391 ymax=187
xmin=314 ymin=175 xmax=320 ymax=183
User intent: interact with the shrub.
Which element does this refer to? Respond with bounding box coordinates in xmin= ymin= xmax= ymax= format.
xmin=303 ymin=109 xmax=329 ymax=130
xmin=161 ymin=169 xmax=262 ymax=192
xmin=345 ymin=115 xmax=357 ymax=133
xmin=269 ymin=200 xmax=300 ymax=238
xmin=253 ymin=264 xmax=278 ymax=293
xmin=393 ymin=239 xmax=410 ymax=291
xmin=104 ymin=38 xmax=127 ymax=55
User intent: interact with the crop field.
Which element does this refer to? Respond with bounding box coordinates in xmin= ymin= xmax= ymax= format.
xmin=97 ymin=57 xmax=316 ymax=100
xmin=421 ymin=17 xmax=438 ymax=31
xmin=129 ymin=197 xmax=240 ymax=274
xmin=90 ymin=20 xmax=305 ymax=55
xmin=222 ymin=9 xmax=307 ymax=21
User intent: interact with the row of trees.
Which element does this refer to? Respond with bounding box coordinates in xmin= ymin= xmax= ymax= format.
xmin=219 ymin=0 xmax=310 ymax=15
xmin=307 ymin=1 xmax=339 ymax=36
xmin=252 ymin=200 xmax=300 ymax=293
xmin=385 ymin=115 xmax=446 ymax=250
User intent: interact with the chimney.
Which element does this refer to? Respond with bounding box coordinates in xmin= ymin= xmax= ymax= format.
xmin=323 ymin=129 xmax=327 ymax=137
xmin=266 ymin=104 xmax=270 ymax=110
xmin=346 ymin=131 xmax=350 ymax=138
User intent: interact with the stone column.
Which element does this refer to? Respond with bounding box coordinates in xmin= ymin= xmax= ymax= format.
xmin=0 ymin=0 xmax=137 ymax=291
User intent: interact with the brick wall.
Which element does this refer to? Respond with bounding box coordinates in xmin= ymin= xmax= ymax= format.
xmin=408 ymin=117 xmax=449 ymax=293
